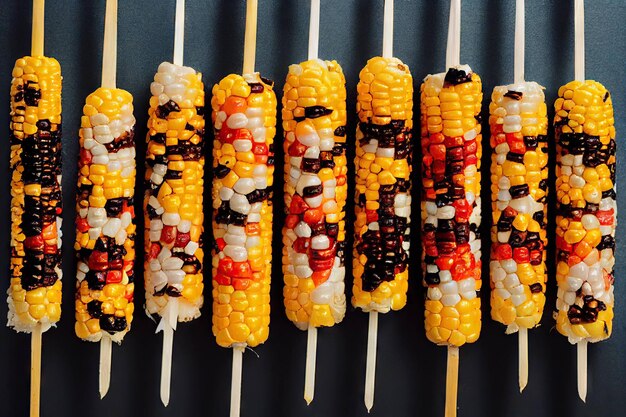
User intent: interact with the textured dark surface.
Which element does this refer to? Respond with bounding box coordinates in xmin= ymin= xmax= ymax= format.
xmin=0 ymin=1 xmax=624 ymax=417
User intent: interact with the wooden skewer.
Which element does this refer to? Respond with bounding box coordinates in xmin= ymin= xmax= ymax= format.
xmin=242 ymin=0 xmax=258 ymax=75
xmin=574 ymin=0 xmax=585 ymax=82
xmin=445 ymin=0 xmax=461 ymax=69
xmin=160 ymin=298 xmax=179 ymax=407
xmin=30 ymin=324 xmax=42 ymax=417
xmin=99 ymin=335 xmax=112 ymax=399
xmin=514 ymin=0 xmax=525 ymax=84
xmin=574 ymin=0 xmax=587 ymax=403
xmin=101 ymin=0 xmax=118 ymax=89
xmin=98 ymin=0 xmax=118 ymax=399
xmin=173 ymin=0 xmax=185 ymax=66
xmin=382 ymin=0 xmax=393 ymax=58
xmin=445 ymin=346 xmax=459 ymax=417
xmin=443 ymin=3 xmax=461 ymax=416
xmin=364 ymin=311 xmax=378 ymax=413
xmin=302 ymin=0 xmax=321 ymax=406
xmin=230 ymin=346 xmax=245 ymax=417
xmin=518 ymin=327 xmax=528 ymax=392
xmin=304 ymin=325 xmax=318 ymax=405
xmin=577 ymin=340 xmax=588 ymax=402
xmin=31 ymin=0 xmax=45 ymax=56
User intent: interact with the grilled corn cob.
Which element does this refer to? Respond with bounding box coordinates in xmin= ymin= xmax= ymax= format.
xmin=8 ymin=56 xmax=63 ymax=333
xmin=75 ymin=87 xmax=136 ymax=343
xmin=211 ymin=73 xmax=276 ymax=348
xmin=144 ymin=62 xmax=205 ymax=321
xmin=352 ymin=56 xmax=413 ymax=313
xmin=554 ymin=80 xmax=616 ymax=343
xmin=282 ymin=59 xmax=347 ymax=330
xmin=421 ymin=65 xmax=483 ymax=347
xmin=489 ymin=82 xmax=548 ymax=332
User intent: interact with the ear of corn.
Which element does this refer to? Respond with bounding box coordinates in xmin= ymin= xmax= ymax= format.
xmin=281 ymin=59 xmax=348 ymax=330
xmin=8 ymin=56 xmax=63 ymax=333
xmin=553 ymin=80 xmax=616 ymax=343
xmin=352 ymin=56 xmax=413 ymax=314
xmin=75 ymin=88 xmax=136 ymax=343
xmin=420 ymin=65 xmax=483 ymax=347
xmin=144 ymin=62 xmax=205 ymax=322
xmin=211 ymin=73 xmax=276 ymax=348
xmin=489 ymin=82 xmax=548 ymax=333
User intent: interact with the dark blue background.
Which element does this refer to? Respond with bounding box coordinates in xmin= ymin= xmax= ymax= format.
xmin=0 ymin=1 xmax=624 ymax=416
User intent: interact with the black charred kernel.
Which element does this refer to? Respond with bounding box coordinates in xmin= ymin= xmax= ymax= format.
xmin=304 ymin=106 xmax=332 ymax=119
xmin=246 ymin=189 xmax=267 ymax=204
xmin=214 ymin=164 xmax=230 ymax=179
xmin=86 ymin=270 xmax=107 ymax=291
xmin=506 ymin=152 xmax=524 ymax=163
xmin=326 ymin=222 xmax=339 ymax=238
xmin=334 ymin=125 xmax=346 ymax=137
xmin=597 ymin=235 xmax=615 ymax=251
xmin=303 ymin=184 xmax=323 ymax=197
xmin=504 ymin=90 xmax=523 ymax=100
xmin=229 ymin=210 xmax=248 ymax=227
xmin=529 ymin=283 xmax=543 ymax=293
xmin=105 ymin=198 xmax=124 ymax=217
xmin=150 ymin=133 xmax=166 ymax=144
xmin=509 ymin=184 xmax=530 ymax=198
xmin=100 ymin=315 xmax=128 ymax=334
xmin=146 ymin=204 xmax=159 ymax=220
xmin=301 ymin=158 xmax=321 ymax=173
xmin=443 ymin=68 xmax=472 ymax=86
xmin=249 ymin=83 xmax=265 ymax=94
xmin=215 ymin=203 xmax=231 ymax=224
xmin=166 ymin=286 xmax=182 ymax=297
xmin=24 ymin=83 xmax=42 ymax=106
xmin=87 ymin=300 xmax=103 ymax=318
xmin=524 ymin=136 xmax=539 ymax=150
xmin=260 ymin=77 xmax=274 ymax=87
xmin=156 ymin=100 xmax=181 ymax=118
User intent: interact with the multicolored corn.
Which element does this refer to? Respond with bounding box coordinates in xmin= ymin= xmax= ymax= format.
xmin=211 ymin=73 xmax=276 ymax=348
xmin=420 ymin=66 xmax=483 ymax=347
xmin=489 ymin=82 xmax=548 ymax=333
xmin=281 ymin=59 xmax=348 ymax=330
xmin=144 ymin=62 xmax=205 ymax=322
xmin=352 ymin=56 xmax=413 ymax=313
xmin=554 ymin=80 xmax=616 ymax=343
xmin=8 ymin=56 xmax=63 ymax=333
xmin=75 ymin=87 xmax=136 ymax=343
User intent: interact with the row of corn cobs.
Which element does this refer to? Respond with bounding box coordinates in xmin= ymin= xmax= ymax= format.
xmin=8 ymin=55 xmax=615 ymax=351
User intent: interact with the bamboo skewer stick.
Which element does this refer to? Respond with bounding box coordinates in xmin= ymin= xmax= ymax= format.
xmin=160 ymin=298 xmax=179 ymax=406
xmin=230 ymin=346 xmax=245 ymax=417
xmin=99 ymin=335 xmax=112 ymax=399
xmin=304 ymin=324 xmax=318 ymax=405
xmin=98 ymin=1 xmax=118 ymax=397
xmin=443 ymin=2 xmax=461 ymax=416
xmin=157 ymin=0 xmax=187 ymax=406
xmin=513 ymin=0 xmax=529 ymax=393
xmin=173 ymin=0 xmax=185 ymax=66
xmin=29 ymin=2 xmax=46 ymax=414
xmin=31 ymin=0 xmax=45 ymax=56
xmin=101 ymin=0 xmax=118 ymax=89
xmin=302 ymin=0 xmax=321 ymax=405
xmin=518 ymin=328 xmax=528 ymax=392
xmin=242 ymin=0 xmax=258 ymax=75
xmin=229 ymin=3 xmax=259 ymax=415
xmin=445 ymin=346 xmax=460 ymax=417
xmin=364 ymin=311 xmax=378 ymax=413
xmin=363 ymin=1 xmax=394 ymax=412
xmin=30 ymin=324 xmax=42 ymax=417
xmin=574 ymin=0 xmax=587 ymax=402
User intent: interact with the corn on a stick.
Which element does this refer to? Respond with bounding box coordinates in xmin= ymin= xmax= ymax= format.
xmin=353 ymin=2 xmax=413 ymax=411
xmin=489 ymin=0 xmax=548 ymax=393
xmin=211 ymin=2 xmax=275 ymax=416
xmin=74 ymin=0 xmax=136 ymax=399
xmin=8 ymin=2 xmax=62 ymax=416
xmin=143 ymin=0 xmax=205 ymax=406
xmin=421 ymin=1 xmax=482 ymax=416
